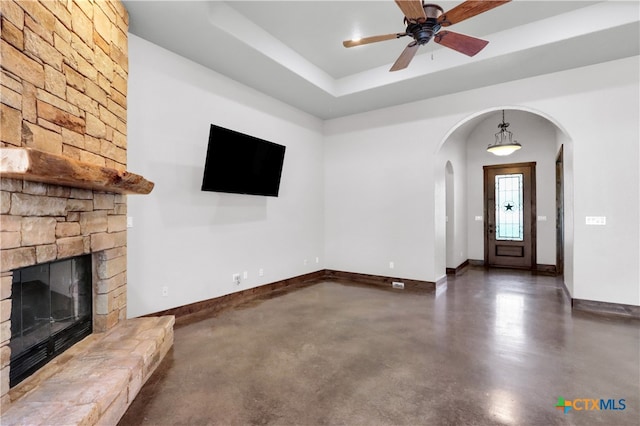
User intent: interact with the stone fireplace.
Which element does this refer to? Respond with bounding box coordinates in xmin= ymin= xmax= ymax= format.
xmin=1 ymin=178 xmax=134 ymax=403
xmin=0 ymin=0 xmax=154 ymax=413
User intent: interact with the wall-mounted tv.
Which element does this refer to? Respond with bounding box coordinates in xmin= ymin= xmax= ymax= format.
xmin=201 ymin=124 xmax=286 ymax=197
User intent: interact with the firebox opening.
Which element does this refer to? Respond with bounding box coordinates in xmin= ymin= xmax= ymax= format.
xmin=9 ymin=255 xmax=93 ymax=387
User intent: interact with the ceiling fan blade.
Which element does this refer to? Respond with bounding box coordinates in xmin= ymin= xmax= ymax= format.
xmin=343 ymin=33 xmax=406 ymax=48
xmin=394 ymin=0 xmax=426 ymax=22
xmin=434 ymin=30 xmax=489 ymax=56
xmin=390 ymin=42 xmax=420 ymax=72
xmin=439 ymin=1 xmax=511 ymax=27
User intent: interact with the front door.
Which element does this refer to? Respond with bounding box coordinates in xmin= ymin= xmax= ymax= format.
xmin=484 ymin=163 xmax=536 ymax=269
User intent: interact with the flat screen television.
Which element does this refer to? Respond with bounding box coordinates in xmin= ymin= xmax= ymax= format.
xmin=201 ymin=124 xmax=286 ymax=197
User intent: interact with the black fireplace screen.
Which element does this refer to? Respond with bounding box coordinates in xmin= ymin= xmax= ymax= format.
xmin=10 ymin=255 xmax=92 ymax=387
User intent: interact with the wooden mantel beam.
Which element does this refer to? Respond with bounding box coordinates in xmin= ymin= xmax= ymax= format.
xmin=0 ymin=147 xmax=154 ymax=195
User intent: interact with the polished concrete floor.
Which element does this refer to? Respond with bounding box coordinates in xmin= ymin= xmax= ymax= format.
xmin=119 ymin=268 xmax=639 ymax=425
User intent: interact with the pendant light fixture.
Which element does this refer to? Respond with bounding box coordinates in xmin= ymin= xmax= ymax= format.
xmin=487 ymin=110 xmax=522 ymax=156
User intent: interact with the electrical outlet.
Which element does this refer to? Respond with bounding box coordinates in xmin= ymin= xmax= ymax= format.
xmin=259 ymin=268 xmax=264 ymax=277
xmin=162 ymin=286 xmax=168 ymax=297
xmin=392 ymin=282 xmax=404 ymax=289
xmin=304 ymin=259 xmax=308 ymax=265
xmin=232 ymin=273 xmax=241 ymax=285
xmin=389 ymin=261 xmax=395 ymax=269
xmin=243 ymin=271 xmax=248 ymax=279
xmin=315 ymin=257 xmax=319 ymax=263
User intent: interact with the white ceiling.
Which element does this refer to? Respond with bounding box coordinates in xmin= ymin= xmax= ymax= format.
xmin=123 ymin=1 xmax=639 ymax=120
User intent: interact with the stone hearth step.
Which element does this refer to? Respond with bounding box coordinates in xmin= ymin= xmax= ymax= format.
xmin=2 ymin=316 xmax=174 ymax=426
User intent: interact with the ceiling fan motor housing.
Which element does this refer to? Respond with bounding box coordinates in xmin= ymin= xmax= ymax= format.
xmin=405 ymin=3 xmax=444 ymax=45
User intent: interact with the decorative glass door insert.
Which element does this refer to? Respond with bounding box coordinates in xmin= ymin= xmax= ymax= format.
xmin=495 ymin=173 xmax=524 ymax=241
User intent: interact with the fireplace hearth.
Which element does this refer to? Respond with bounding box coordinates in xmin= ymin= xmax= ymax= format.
xmin=10 ymin=255 xmax=92 ymax=387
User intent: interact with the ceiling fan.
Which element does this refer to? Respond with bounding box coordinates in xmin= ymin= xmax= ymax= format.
xmin=343 ymin=0 xmax=511 ymax=71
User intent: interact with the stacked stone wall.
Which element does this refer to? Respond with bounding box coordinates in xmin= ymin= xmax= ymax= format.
xmin=0 ymin=0 xmax=129 ymax=409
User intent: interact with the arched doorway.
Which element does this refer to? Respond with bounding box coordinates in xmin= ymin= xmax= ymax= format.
xmin=435 ymin=106 xmax=573 ymax=283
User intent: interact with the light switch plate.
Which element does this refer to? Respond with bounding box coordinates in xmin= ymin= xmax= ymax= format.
xmin=585 ymin=216 xmax=606 ymax=225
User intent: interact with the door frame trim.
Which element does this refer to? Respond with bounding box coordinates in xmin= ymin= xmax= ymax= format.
xmin=555 ymin=146 xmax=564 ymax=276
xmin=483 ymin=162 xmax=537 ymax=270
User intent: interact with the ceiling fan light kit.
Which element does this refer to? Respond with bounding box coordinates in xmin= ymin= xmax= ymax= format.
xmin=343 ymin=0 xmax=511 ymax=71
xmin=487 ymin=110 xmax=522 ymax=156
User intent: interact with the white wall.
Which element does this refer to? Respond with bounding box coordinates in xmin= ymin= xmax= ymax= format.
xmin=325 ymin=56 xmax=639 ymax=306
xmin=323 ymin=119 xmax=435 ymax=280
xmin=438 ymin=137 xmax=468 ymax=270
xmin=127 ymin=35 xmax=325 ymax=317
xmin=570 ymin=64 xmax=639 ymax=304
xmin=126 ymin=34 xmax=638 ymax=312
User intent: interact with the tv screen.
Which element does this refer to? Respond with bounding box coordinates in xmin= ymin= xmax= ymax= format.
xmin=201 ymin=124 xmax=286 ymax=197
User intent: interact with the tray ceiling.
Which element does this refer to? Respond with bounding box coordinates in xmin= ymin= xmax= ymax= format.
xmin=124 ymin=1 xmax=640 ymax=119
